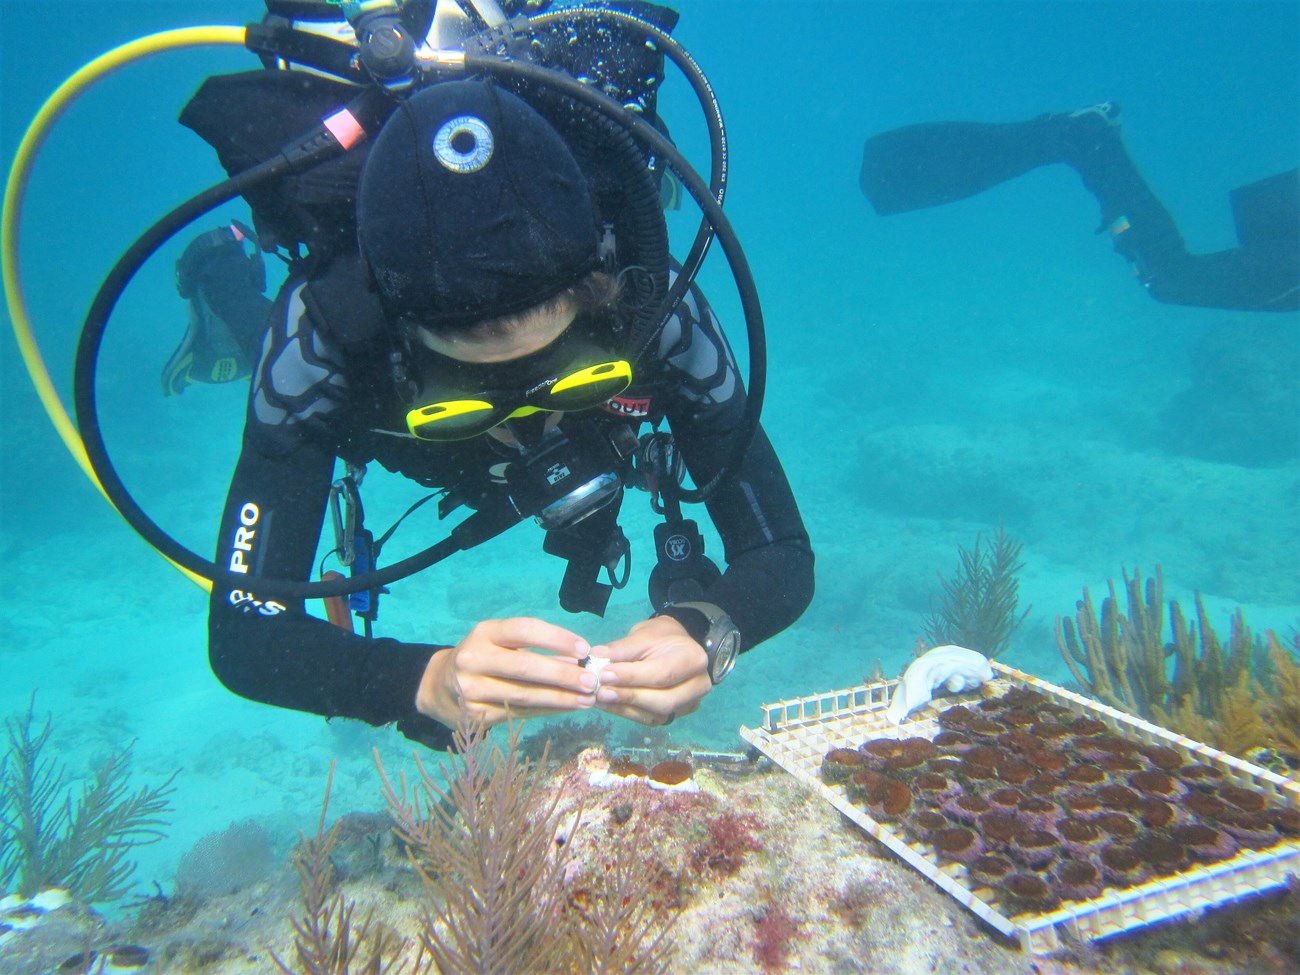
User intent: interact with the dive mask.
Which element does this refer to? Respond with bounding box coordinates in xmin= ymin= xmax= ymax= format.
xmin=405 ymin=335 xmax=632 ymax=442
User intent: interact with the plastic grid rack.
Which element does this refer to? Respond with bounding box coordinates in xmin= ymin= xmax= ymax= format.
xmin=739 ymin=661 xmax=1300 ymax=955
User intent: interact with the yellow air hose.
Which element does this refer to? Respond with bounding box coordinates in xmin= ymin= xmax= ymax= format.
xmin=2 ymin=26 xmax=249 ymax=590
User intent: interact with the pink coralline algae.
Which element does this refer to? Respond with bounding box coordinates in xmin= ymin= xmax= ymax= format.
xmin=819 ymin=686 xmax=1300 ymax=918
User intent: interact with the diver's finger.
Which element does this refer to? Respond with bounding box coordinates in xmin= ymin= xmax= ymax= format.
xmin=458 ymin=673 xmax=595 ymax=716
xmin=595 ymin=645 xmax=706 ymax=691
xmin=596 ymin=692 xmax=698 ymax=727
xmin=476 ymin=646 xmax=597 ymax=694
xmin=474 ymin=617 xmax=590 ymax=658
xmin=595 ymin=681 xmax=704 ymax=720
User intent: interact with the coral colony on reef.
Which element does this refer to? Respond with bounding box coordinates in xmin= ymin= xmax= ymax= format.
xmin=1056 ymin=566 xmax=1300 ymax=767
xmin=922 ymin=527 xmax=1030 ymax=660
xmin=821 ymin=686 xmax=1300 ymax=919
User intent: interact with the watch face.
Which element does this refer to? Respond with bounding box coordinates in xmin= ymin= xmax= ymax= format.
xmin=710 ymin=629 xmax=740 ymax=683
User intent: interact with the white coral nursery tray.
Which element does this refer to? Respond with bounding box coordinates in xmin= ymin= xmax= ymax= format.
xmin=739 ymin=662 xmax=1300 ymax=955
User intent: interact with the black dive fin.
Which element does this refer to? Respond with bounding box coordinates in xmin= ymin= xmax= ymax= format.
xmin=1230 ymin=168 xmax=1299 ymax=249
xmin=860 ymin=118 xmax=1062 ymax=216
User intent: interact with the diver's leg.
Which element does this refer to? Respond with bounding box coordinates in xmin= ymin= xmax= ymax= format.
xmin=1137 ymin=245 xmax=1300 ymax=312
xmin=1053 ymin=105 xmax=1190 ymax=289
xmin=1066 ymin=111 xmax=1300 ymax=311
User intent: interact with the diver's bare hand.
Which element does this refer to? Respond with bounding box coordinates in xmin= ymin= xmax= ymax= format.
xmin=416 ymin=617 xmax=597 ymax=729
xmin=589 ymin=615 xmax=711 ymax=726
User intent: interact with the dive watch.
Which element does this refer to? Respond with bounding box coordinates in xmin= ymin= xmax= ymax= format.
xmin=657 ymin=600 xmax=740 ymax=684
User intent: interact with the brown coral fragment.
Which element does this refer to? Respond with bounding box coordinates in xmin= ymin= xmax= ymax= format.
xmin=649 ymin=761 xmax=694 ymax=786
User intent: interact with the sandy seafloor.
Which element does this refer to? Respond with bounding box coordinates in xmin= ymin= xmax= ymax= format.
xmin=1 ymin=1 xmax=1297 ymax=972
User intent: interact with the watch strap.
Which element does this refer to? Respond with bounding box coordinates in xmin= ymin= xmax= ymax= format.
xmin=655 ymin=602 xmax=712 ymax=646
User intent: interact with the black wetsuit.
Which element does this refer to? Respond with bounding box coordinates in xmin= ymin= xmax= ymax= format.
xmin=207 ymin=258 xmax=813 ymax=747
xmin=860 ymin=111 xmax=1300 ymax=313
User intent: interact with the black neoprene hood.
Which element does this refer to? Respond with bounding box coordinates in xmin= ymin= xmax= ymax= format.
xmin=358 ymin=80 xmax=600 ymax=329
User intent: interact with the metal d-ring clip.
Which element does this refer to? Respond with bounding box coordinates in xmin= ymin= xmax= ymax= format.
xmin=328 ymin=464 xmax=367 ymax=567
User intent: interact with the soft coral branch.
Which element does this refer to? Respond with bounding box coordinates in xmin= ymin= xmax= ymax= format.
xmin=0 ymin=696 xmax=175 ymax=904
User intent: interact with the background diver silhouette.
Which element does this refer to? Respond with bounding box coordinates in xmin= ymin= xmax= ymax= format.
xmin=859 ymin=103 xmax=1299 ymax=314
xmin=162 ymin=221 xmax=272 ymax=395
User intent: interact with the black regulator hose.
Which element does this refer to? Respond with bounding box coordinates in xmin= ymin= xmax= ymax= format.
xmin=467 ymin=52 xmax=764 ymax=505
xmin=531 ymin=6 xmax=729 ymax=364
xmin=69 ymin=88 xmax=456 ymax=601
xmin=526 ymin=88 xmax=670 ymax=353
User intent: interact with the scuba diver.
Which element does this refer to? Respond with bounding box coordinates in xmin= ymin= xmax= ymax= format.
xmin=143 ymin=2 xmax=816 ymax=749
xmin=162 ymin=221 xmax=271 ymax=395
xmin=860 ymin=103 xmax=1300 ymax=313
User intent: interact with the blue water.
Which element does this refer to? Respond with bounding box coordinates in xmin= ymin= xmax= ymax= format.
xmin=2 ymin=0 xmax=1297 ymax=909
